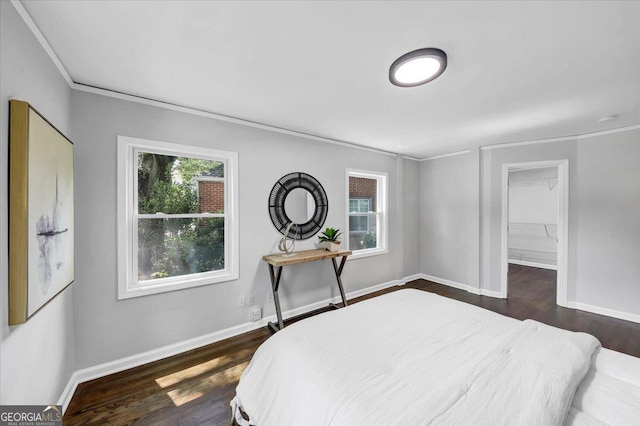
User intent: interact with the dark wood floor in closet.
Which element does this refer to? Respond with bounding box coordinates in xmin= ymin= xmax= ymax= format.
xmin=64 ymin=264 xmax=640 ymax=425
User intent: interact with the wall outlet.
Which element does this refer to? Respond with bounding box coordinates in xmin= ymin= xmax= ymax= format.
xmin=250 ymin=307 xmax=262 ymax=322
xmin=247 ymin=294 xmax=255 ymax=306
xmin=238 ymin=296 xmax=246 ymax=308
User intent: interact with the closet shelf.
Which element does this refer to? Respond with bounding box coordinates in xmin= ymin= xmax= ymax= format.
xmin=509 ymin=177 xmax=558 ymax=190
xmin=509 ymin=222 xmax=557 ymax=238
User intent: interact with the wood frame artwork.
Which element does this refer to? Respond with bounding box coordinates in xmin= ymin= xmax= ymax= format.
xmin=9 ymin=100 xmax=74 ymax=325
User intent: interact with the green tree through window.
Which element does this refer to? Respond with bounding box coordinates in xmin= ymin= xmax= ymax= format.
xmin=137 ymin=153 xmax=225 ymax=281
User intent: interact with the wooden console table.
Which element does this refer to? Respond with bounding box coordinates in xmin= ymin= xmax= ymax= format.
xmin=262 ymin=249 xmax=352 ymax=332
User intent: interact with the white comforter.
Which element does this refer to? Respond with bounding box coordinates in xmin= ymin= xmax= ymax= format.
xmin=233 ymin=289 xmax=600 ymax=425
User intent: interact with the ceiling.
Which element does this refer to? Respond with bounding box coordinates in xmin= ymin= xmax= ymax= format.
xmin=20 ymin=1 xmax=640 ymax=159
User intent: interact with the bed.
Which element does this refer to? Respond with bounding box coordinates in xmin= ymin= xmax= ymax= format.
xmin=231 ymin=289 xmax=640 ymax=425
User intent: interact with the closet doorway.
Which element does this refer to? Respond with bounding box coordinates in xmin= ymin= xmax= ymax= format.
xmin=500 ymin=160 xmax=569 ymax=306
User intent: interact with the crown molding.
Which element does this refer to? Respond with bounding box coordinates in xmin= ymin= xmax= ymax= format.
xmin=480 ymin=124 xmax=640 ymax=151
xmin=420 ymin=124 xmax=640 ymax=161
xmin=72 ymin=83 xmax=398 ymax=157
xmin=421 ymin=149 xmax=471 ymax=161
xmin=401 ymin=155 xmax=421 ymax=161
xmin=11 ymin=0 xmax=398 ymax=159
xmin=10 ymin=0 xmax=73 ymax=86
xmin=13 ymin=0 xmax=640 ymax=162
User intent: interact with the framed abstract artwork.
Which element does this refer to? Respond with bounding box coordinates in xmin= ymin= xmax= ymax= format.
xmin=9 ymin=99 xmax=74 ymax=325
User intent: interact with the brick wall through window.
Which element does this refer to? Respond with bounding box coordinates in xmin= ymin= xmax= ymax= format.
xmin=198 ymin=179 xmax=225 ymax=213
xmin=349 ymin=177 xmax=377 ymax=209
xmin=348 ymin=176 xmax=378 ymax=249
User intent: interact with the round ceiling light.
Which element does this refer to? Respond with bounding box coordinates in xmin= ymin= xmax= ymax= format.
xmin=389 ymin=48 xmax=447 ymax=87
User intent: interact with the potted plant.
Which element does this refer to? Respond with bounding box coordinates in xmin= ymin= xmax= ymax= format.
xmin=317 ymin=227 xmax=342 ymax=252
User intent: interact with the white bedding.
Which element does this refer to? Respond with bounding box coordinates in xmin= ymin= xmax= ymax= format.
xmin=568 ymin=347 xmax=640 ymax=425
xmin=232 ymin=289 xmax=608 ymax=425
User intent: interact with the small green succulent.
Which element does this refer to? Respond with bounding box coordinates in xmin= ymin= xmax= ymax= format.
xmin=318 ymin=227 xmax=342 ymax=243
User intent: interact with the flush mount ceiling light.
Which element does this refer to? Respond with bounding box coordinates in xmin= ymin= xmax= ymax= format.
xmin=389 ymin=48 xmax=447 ymax=87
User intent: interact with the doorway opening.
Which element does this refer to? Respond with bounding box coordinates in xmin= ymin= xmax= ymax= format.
xmin=500 ymin=160 xmax=568 ymax=306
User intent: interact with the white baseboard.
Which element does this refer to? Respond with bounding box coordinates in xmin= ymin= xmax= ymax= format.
xmin=509 ymin=259 xmax=557 ymax=270
xmin=58 ymin=276 xmax=406 ymax=413
xmin=398 ymin=273 xmax=423 ymax=285
xmin=57 ymin=318 xmax=266 ymax=412
xmin=477 ymin=288 xmax=504 ymax=298
xmin=420 ymin=273 xmax=504 ymax=298
xmin=420 ymin=273 xmax=469 ymax=291
xmin=566 ymin=301 xmax=640 ymax=324
xmin=420 ymin=274 xmax=640 ymax=322
xmin=58 ymin=272 xmax=640 ymax=413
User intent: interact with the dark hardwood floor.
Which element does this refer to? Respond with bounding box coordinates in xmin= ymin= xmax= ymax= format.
xmin=64 ymin=264 xmax=640 ymax=425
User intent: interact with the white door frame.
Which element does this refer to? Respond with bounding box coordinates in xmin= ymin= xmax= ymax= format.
xmin=500 ymin=160 xmax=569 ymax=306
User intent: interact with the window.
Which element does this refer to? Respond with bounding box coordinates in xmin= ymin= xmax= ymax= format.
xmin=346 ymin=170 xmax=387 ymax=258
xmin=117 ymin=136 xmax=238 ymax=299
xmin=349 ymin=198 xmax=371 ymax=232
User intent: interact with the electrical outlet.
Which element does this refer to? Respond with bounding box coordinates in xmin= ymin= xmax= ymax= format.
xmin=250 ymin=307 xmax=262 ymax=322
xmin=247 ymin=294 xmax=255 ymax=306
xmin=239 ymin=296 xmax=246 ymax=308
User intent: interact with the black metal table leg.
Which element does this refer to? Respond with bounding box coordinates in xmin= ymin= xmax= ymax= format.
xmin=331 ymin=256 xmax=348 ymax=307
xmin=268 ymin=264 xmax=284 ymax=332
xmin=266 ymin=253 xmax=350 ymax=333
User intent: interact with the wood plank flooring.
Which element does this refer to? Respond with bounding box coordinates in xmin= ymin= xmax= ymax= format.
xmin=64 ymin=264 xmax=640 ymax=425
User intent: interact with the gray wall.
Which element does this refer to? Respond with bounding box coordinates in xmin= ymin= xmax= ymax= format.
xmin=0 ymin=1 xmax=76 ymax=403
xmin=70 ymin=91 xmax=412 ymax=369
xmin=420 ymin=149 xmax=480 ymax=288
xmin=2 ymin=0 xmax=638 ymax=404
xmin=421 ymin=130 xmax=640 ymax=317
xmin=402 ymin=158 xmax=420 ymax=278
xmin=575 ymin=130 xmax=640 ymax=314
xmin=481 ymin=140 xmax=578 ymax=295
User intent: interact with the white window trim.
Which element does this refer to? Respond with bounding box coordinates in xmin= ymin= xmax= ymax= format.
xmin=117 ymin=135 xmax=239 ymax=299
xmin=345 ymin=169 xmax=388 ymax=260
xmin=194 ymin=176 xmax=225 ymax=183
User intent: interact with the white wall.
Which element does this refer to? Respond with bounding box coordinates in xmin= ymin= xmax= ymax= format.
xmin=0 ymin=0 xmax=76 ymax=403
xmin=509 ymin=185 xmax=558 ymax=224
xmin=69 ymin=90 xmax=410 ymax=369
xmin=420 ymin=149 xmax=480 ymax=288
xmin=508 ymin=167 xmax=558 ymax=224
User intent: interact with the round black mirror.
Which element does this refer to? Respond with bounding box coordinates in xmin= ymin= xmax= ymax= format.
xmin=268 ymin=172 xmax=328 ymax=240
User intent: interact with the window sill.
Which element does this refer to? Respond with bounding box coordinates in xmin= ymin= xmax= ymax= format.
xmin=348 ymin=247 xmax=388 ymax=260
xmin=118 ymin=271 xmax=238 ymax=300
